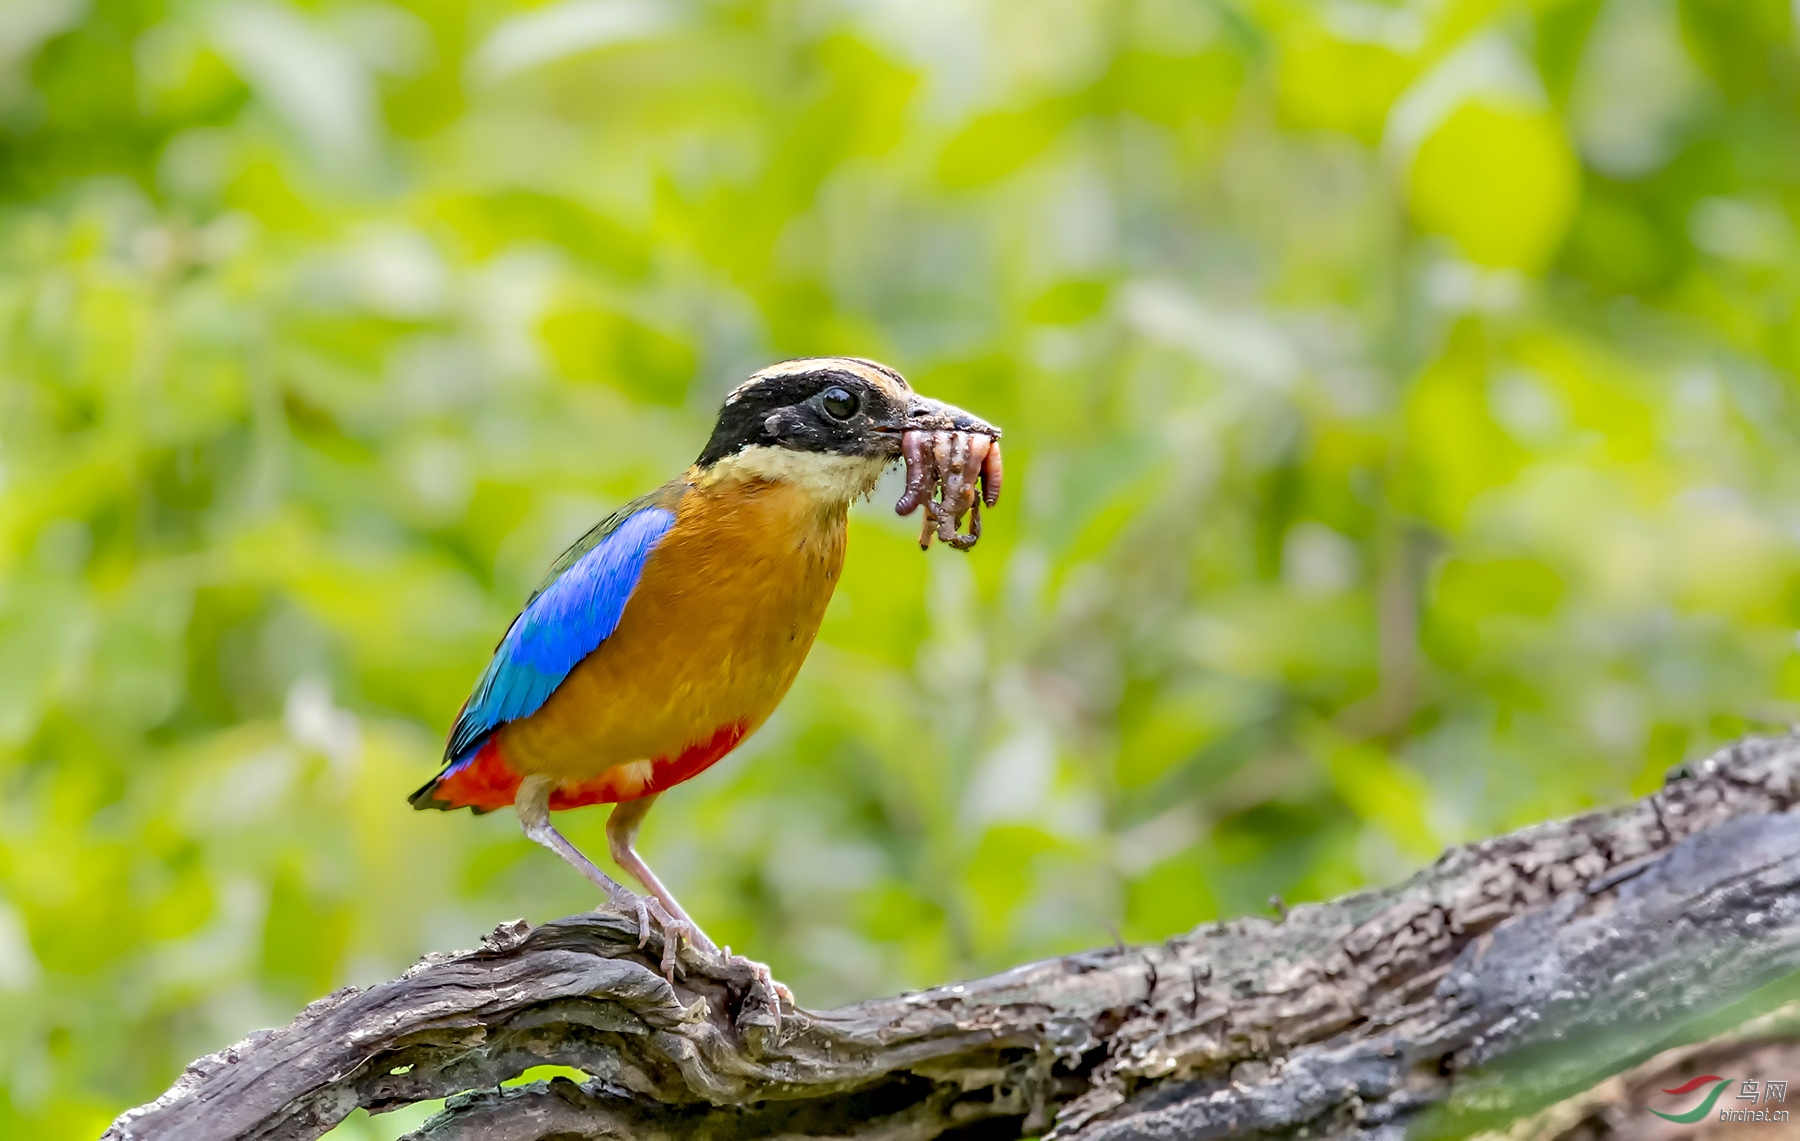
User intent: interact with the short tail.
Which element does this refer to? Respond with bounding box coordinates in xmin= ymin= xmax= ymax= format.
xmin=409 ymin=737 xmax=523 ymax=815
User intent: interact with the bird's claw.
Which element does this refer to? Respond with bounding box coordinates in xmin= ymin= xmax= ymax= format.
xmin=599 ymin=892 xmax=693 ymax=982
xmin=599 ymin=900 xmax=789 ymax=1032
xmin=719 ymin=945 xmax=790 ymax=1036
xmin=643 ymin=898 xmax=697 ymax=982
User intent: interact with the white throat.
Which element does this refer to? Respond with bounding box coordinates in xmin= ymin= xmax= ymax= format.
xmin=699 ymin=446 xmax=888 ymax=504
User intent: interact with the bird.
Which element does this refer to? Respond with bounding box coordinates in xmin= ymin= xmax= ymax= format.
xmin=410 ymin=357 xmax=1000 ymax=1003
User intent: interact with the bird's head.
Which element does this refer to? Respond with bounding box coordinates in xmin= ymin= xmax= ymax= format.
xmin=693 ymin=357 xmax=998 ymax=504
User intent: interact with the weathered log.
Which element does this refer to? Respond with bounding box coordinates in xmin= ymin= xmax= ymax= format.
xmin=104 ymin=734 xmax=1800 ymax=1141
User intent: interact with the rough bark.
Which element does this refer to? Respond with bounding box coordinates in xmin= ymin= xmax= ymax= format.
xmin=104 ymin=735 xmax=1800 ymax=1141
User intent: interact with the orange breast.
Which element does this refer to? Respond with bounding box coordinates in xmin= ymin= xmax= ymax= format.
xmin=494 ymin=473 xmax=848 ymax=801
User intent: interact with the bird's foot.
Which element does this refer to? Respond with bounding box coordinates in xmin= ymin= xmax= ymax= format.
xmin=594 ymin=891 xmax=700 ymax=982
xmin=636 ymin=894 xmax=705 ymax=983
xmin=718 ymin=945 xmax=791 ymax=1034
xmin=592 ymin=896 xmax=789 ymax=1032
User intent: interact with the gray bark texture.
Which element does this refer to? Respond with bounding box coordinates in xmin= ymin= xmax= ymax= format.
xmin=104 ymin=734 xmax=1800 ymax=1141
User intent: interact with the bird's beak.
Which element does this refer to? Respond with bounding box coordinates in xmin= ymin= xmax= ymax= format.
xmin=880 ymin=395 xmax=1002 ymax=440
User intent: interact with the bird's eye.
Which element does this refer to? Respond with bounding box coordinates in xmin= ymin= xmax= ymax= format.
xmin=821 ymin=386 xmax=859 ymax=420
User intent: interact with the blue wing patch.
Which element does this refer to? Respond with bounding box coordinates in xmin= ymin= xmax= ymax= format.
xmin=445 ymin=501 xmax=676 ymax=760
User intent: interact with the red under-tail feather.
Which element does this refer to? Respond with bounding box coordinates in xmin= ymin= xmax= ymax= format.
xmin=409 ymin=722 xmax=748 ymax=814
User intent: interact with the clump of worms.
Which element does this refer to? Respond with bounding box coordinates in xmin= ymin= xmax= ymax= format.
xmin=895 ymin=430 xmax=1003 ymax=550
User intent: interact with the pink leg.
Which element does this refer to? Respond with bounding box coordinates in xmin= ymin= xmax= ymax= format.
xmin=607 ymin=794 xmax=792 ymax=1022
xmin=605 ymin=794 xmax=715 ymax=953
xmin=516 ymin=775 xmax=636 ymax=905
xmin=516 ymin=776 xmax=692 ymax=981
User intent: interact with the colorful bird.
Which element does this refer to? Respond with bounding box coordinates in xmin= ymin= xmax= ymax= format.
xmin=410 ymin=357 xmax=1001 ymax=1004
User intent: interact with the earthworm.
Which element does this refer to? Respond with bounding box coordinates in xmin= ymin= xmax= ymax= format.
xmin=895 ymin=429 xmax=1002 ymax=550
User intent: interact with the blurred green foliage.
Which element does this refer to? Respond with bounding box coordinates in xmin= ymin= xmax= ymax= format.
xmin=3 ymin=0 xmax=1800 ymax=1135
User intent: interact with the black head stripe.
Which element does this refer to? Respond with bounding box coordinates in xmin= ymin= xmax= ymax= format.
xmin=697 ymin=360 xmax=906 ymax=467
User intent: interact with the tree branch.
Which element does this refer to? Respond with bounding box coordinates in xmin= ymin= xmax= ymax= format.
xmin=105 ymin=735 xmax=1800 ymax=1141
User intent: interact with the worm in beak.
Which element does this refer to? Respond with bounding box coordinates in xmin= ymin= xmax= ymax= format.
xmin=895 ymin=428 xmax=1003 ymax=551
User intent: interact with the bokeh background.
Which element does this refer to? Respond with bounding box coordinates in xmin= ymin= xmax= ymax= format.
xmin=4 ymin=0 xmax=1800 ymax=1134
